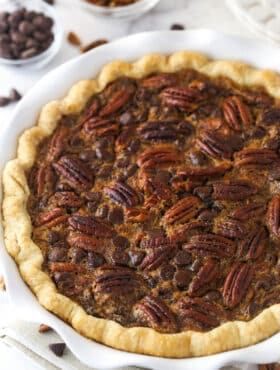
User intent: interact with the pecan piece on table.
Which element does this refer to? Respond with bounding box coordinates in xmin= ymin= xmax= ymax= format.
xmin=141 ymin=73 xmax=177 ymax=89
xmin=69 ymin=215 xmax=114 ymax=238
xmin=104 ymin=181 xmax=142 ymax=207
xmin=223 ymin=262 xmax=254 ymax=308
xmin=237 ymin=227 xmax=267 ymax=260
xmin=234 ymin=149 xmax=278 ymax=168
xmin=267 ymin=196 xmax=280 ymax=239
xmin=162 ymin=195 xmax=203 ymax=225
xmin=133 ymin=295 xmax=178 ymax=333
xmin=67 ymin=232 xmax=103 ymax=253
xmin=93 ymin=265 xmax=139 ymax=295
xmin=222 ymin=96 xmax=253 ymax=131
xmin=50 ymin=191 xmax=83 ymax=208
xmin=183 ymin=234 xmax=235 ymax=258
xmin=139 ymin=245 xmax=175 ymax=271
xmin=35 ymin=208 xmax=68 ymax=227
xmin=177 ymin=296 xmax=221 ymax=328
xmin=212 ymin=180 xmax=258 ymax=201
xmin=53 ymin=155 xmax=93 ymax=190
xmin=258 ymin=107 xmax=280 ymax=126
xmin=137 ymin=145 xmax=181 ymax=169
xmin=229 ymin=202 xmax=266 ymax=221
xmin=99 ymin=84 xmax=135 ymax=117
xmin=83 ymin=117 xmax=119 ymax=137
xmin=188 ymin=259 xmax=219 ymax=297
xmin=47 ymin=126 xmax=68 ymax=161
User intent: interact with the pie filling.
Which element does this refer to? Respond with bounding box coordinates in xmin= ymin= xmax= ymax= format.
xmin=27 ymin=69 xmax=280 ymax=334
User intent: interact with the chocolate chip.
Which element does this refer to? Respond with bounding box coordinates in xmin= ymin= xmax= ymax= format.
xmin=120 ymin=111 xmax=134 ymax=125
xmin=18 ymin=20 xmax=35 ymax=35
xmin=174 ymin=269 xmax=191 ymax=288
xmin=69 ymin=136 xmax=84 ymax=147
xmin=189 ymin=151 xmax=209 ymax=166
xmin=189 ymin=259 xmax=203 ymax=272
xmin=204 ymin=290 xmax=221 ymax=301
xmin=174 ymin=250 xmax=192 ymax=266
xmin=113 ymin=235 xmax=130 ymax=249
xmin=79 ymin=149 xmax=96 ymax=161
xmin=170 ymin=23 xmax=185 ymax=30
xmin=0 ymin=97 xmax=10 ymax=107
xmin=71 ymin=247 xmax=87 ymax=263
xmin=48 ymin=247 xmax=66 ymax=262
xmin=53 ymin=272 xmax=71 ymax=284
xmin=247 ymin=301 xmax=259 ymax=316
xmin=156 ymin=170 xmax=171 ymax=184
xmin=49 ymin=343 xmax=66 ymax=357
xmin=146 ymin=228 xmax=165 ymax=238
xmin=9 ymin=88 xmax=22 ymax=101
xmin=197 ymin=209 xmax=218 ymax=222
xmin=10 ymin=31 xmax=26 ymax=44
xmin=160 ymin=264 xmax=175 ymax=280
xmin=96 ymin=147 xmax=114 ymax=161
xmin=108 ymin=207 xmax=124 ymax=224
xmin=125 ymin=164 xmax=138 ymax=178
xmin=193 ymin=186 xmax=213 ymax=201
xmin=129 ymin=250 xmax=145 ymax=266
xmin=88 ymin=252 xmax=105 ymax=268
xmin=0 ymin=20 xmax=8 ymax=33
xmin=247 ymin=126 xmax=266 ymax=139
xmin=97 ymin=165 xmax=113 ymax=178
xmin=264 ymin=137 xmax=280 ymax=150
xmin=43 ymin=0 xmax=55 ymax=4
xmin=0 ymin=43 xmax=13 ymax=58
xmin=127 ymin=138 xmax=140 ymax=153
xmin=111 ymin=250 xmax=129 ymax=266
xmin=96 ymin=205 xmax=109 ymax=218
xmin=84 ymin=191 xmax=101 ymax=202
xmin=47 ymin=231 xmax=60 ymax=244
xmin=33 ymin=15 xmax=53 ymax=30
xmin=255 ymin=276 xmax=274 ymax=291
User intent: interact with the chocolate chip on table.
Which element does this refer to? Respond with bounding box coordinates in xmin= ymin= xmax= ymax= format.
xmin=67 ymin=31 xmax=81 ymax=47
xmin=43 ymin=0 xmax=55 ymax=4
xmin=160 ymin=264 xmax=175 ymax=280
xmin=0 ymin=97 xmax=10 ymax=107
xmin=9 ymin=88 xmax=22 ymax=101
xmin=170 ymin=23 xmax=185 ymax=30
xmin=38 ymin=324 xmax=52 ymax=333
xmin=49 ymin=342 xmax=66 ymax=357
xmin=125 ymin=164 xmax=138 ymax=178
xmin=80 ymin=39 xmax=108 ymax=54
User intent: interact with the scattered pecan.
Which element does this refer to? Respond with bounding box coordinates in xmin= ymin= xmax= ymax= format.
xmin=162 ymin=195 xmax=203 ymax=225
xmin=223 ymin=262 xmax=254 ymax=308
xmin=83 ymin=117 xmax=119 ymax=137
xmin=67 ymin=232 xmax=102 ymax=253
xmin=35 ymin=208 xmax=68 ymax=227
xmin=53 ymin=156 xmax=93 ymax=190
xmin=94 ymin=265 xmax=139 ymax=295
xmin=183 ymin=234 xmax=235 ymax=258
xmin=50 ymin=191 xmax=83 ymax=208
xmin=104 ymin=181 xmax=142 ymax=207
xmin=229 ymin=202 xmax=266 ymax=221
xmin=188 ymin=259 xmax=219 ymax=297
xmin=140 ymin=245 xmax=175 ymax=271
xmin=196 ymin=129 xmax=238 ymax=159
xmin=133 ymin=295 xmax=178 ymax=333
xmin=178 ymin=163 xmax=232 ymax=179
xmin=177 ymin=296 xmax=221 ymax=328
xmin=237 ymin=227 xmax=267 ymax=260
xmin=258 ymin=107 xmax=280 ymax=126
xmin=222 ymin=96 xmax=252 ymax=131
xmin=99 ymin=84 xmax=135 ymax=117
xmin=212 ymin=180 xmax=258 ymax=201
xmin=38 ymin=324 xmax=52 ymax=333
xmin=137 ymin=145 xmax=181 ymax=169
xmin=216 ymin=217 xmax=251 ymax=239
xmin=80 ymin=39 xmax=108 ymax=53
xmin=141 ymin=73 xmax=177 ymax=89
xmin=267 ymin=196 xmax=280 ymax=239
xmin=69 ymin=215 xmax=114 ymax=237
xmin=47 ymin=126 xmax=68 ymax=161
xmin=234 ymin=149 xmax=278 ymax=168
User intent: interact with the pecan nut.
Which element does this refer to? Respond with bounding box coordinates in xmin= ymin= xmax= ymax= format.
xmin=237 ymin=227 xmax=267 ymax=260
xmin=234 ymin=149 xmax=278 ymax=168
xmin=267 ymin=196 xmax=280 ymax=239
xmin=188 ymin=259 xmax=219 ymax=297
xmin=47 ymin=126 xmax=68 ymax=161
xmin=115 ymin=126 xmax=135 ymax=153
xmin=216 ymin=217 xmax=250 ymax=239
xmin=104 ymin=181 xmax=142 ymax=207
xmin=258 ymin=107 xmax=280 ymax=126
xmin=141 ymin=73 xmax=177 ymax=89
xmin=133 ymin=295 xmax=178 ymax=333
xmin=161 ymin=87 xmax=198 ymax=112
xmin=222 ymin=96 xmax=252 ymax=131
xmin=50 ymin=191 xmax=83 ymax=208
xmin=223 ymin=262 xmax=254 ymax=308
xmin=67 ymin=232 xmax=103 ymax=253
xmin=212 ymin=180 xmax=258 ymax=201
xmin=139 ymin=245 xmax=175 ymax=271
xmin=140 ymin=236 xmax=176 ymax=249
xmin=35 ymin=208 xmax=68 ymax=227
xmin=229 ymin=202 xmax=266 ymax=221
xmin=53 ymin=155 xmax=93 ymax=190
xmin=146 ymin=177 xmax=173 ymax=201
xmin=79 ymin=98 xmax=99 ymax=124
xmin=183 ymin=234 xmax=235 ymax=258
xmin=178 ymin=163 xmax=232 ymax=179
xmin=68 ymin=215 xmax=114 ymax=238
xmin=99 ymin=85 xmax=135 ymax=117
xmin=125 ymin=208 xmax=150 ymax=222
xmin=83 ymin=117 xmax=119 ymax=137
xmin=171 ymin=221 xmax=211 ymax=243
xmin=137 ymin=145 xmax=181 ymax=169
xmin=36 ymin=164 xmax=56 ymax=196
xmin=162 ymin=195 xmax=203 ymax=225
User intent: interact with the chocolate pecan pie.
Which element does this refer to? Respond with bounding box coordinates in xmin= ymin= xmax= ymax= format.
xmin=2 ymin=52 xmax=280 ymax=358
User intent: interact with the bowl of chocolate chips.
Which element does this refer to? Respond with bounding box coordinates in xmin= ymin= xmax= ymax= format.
xmin=0 ymin=0 xmax=63 ymax=67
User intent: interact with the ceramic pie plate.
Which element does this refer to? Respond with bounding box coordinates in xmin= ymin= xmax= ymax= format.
xmin=1 ymin=30 xmax=280 ymax=370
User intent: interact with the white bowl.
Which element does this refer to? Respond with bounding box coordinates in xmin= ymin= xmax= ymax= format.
xmin=1 ymin=30 xmax=280 ymax=369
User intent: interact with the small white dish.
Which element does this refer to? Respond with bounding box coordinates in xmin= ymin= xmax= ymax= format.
xmin=0 ymin=30 xmax=280 ymax=369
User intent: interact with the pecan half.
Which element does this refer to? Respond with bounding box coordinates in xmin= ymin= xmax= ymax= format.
xmin=162 ymin=195 xmax=203 ymax=226
xmin=53 ymin=156 xmax=93 ymax=190
xmin=139 ymin=245 xmax=175 ymax=271
xmin=222 ymin=96 xmax=252 ymax=131
xmin=140 ymin=236 xmax=176 ymax=249
xmin=141 ymin=73 xmax=177 ymax=89
xmin=115 ymin=126 xmax=135 ymax=152
xmin=223 ymin=262 xmax=254 ymax=308
xmin=137 ymin=145 xmax=181 ymax=169
xmin=133 ymin=295 xmax=178 ymax=333
xmin=146 ymin=177 xmax=173 ymax=201
xmin=267 ymin=196 xmax=280 ymax=239
xmin=67 ymin=232 xmax=102 ymax=253
xmin=99 ymin=85 xmax=135 ymax=117
xmin=94 ymin=265 xmax=139 ymax=295
xmin=104 ymin=181 xmax=142 ymax=207
xmin=83 ymin=117 xmax=119 ymax=137
xmin=178 ymin=163 xmax=232 ymax=179
xmin=212 ymin=180 xmax=258 ymax=201
xmin=216 ymin=218 xmax=250 ymax=239
xmin=196 ymin=129 xmax=237 ymax=159
xmin=258 ymin=107 xmax=280 ymax=126
xmin=183 ymin=234 xmax=235 ymax=258
xmin=35 ymin=208 xmax=68 ymax=227
xmin=36 ymin=164 xmax=56 ymax=196
xmin=47 ymin=126 xmax=68 ymax=161
xmin=229 ymin=202 xmax=266 ymax=221
xmin=177 ymin=297 xmax=221 ymax=328
xmin=234 ymin=149 xmax=278 ymax=168
xmin=188 ymin=259 xmax=219 ymax=297
xmin=80 ymin=98 xmax=99 ymax=124
xmin=171 ymin=221 xmax=211 ymax=243
xmin=68 ymin=215 xmax=114 ymax=237
xmin=50 ymin=191 xmax=83 ymax=208
xmin=125 ymin=208 xmax=149 ymax=222
xmin=237 ymin=227 xmax=267 ymax=260
xmin=161 ymin=87 xmax=198 ymax=112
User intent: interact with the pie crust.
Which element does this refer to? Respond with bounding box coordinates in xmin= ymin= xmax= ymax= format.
xmin=2 ymin=51 xmax=280 ymax=358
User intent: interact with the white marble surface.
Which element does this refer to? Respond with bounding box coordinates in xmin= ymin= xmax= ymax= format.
xmin=0 ymin=0 xmax=274 ymax=369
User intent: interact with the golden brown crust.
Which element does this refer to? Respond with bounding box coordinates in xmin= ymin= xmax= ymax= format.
xmin=2 ymin=51 xmax=280 ymax=358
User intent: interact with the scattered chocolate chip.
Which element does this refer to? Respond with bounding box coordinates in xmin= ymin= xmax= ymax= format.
xmin=9 ymin=88 xmax=22 ymax=101
xmin=80 ymin=39 xmax=108 ymax=53
xmin=170 ymin=23 xmax=185 ymax=30
xmin=47 ymin=231 xmax=60 ymax=244
xmin=129 ymin=250 xmax=145 ymax=266
xmin=43 ymin=0 xmax=55 ymax=4
xmin=108 ymin=207 xmax=124 ymax=224
xmin=125 ymin=164 xmax=138 ymax=178
xmin=127 ymin=138 xmax=140 ymax=153
xmin=88 ymin=252 xmax=105 ymax=268
xmin=174 ymin=250 xmax=192 ymax=266
xmin=174 ymin=269 xmax=191 ymax=288
xmin=97 ymin=164 xmax=113 ymax=178
xmin=247 ymin=302 xmax=259 ymax=316
xmin=79 ymin=149 xmax=96 ymax=161
xmin=113 ymin=235 xmax=130 ymax=249
xmin=67 ymin=31 xmax=81 ymax=46
xmin=204 ymin=290 xmax=221 ymax=301
xmin=96 ymin=147 xmax=114 ymax=161
xmin=48 ymin=247 xmax=67 ymax=262
xmin=111 ymin=250 xmax=129 ymax=266
xmin=71 ymin=247 xmax=87 ymax=263
xmin=160 ymin=264 xmax=175 ymax=280
xmin=96 ymin=204 xmax=109 ymax=218
xmin=189 ymin=151 xmax=209 ymax=166
xmin=156 ymin=170 xmax=171 ymax=184
xmin=120 ymin=111 xmax=134 ymax=125
xmin=49 ymin=342 xmax=66 ymax=357
xmin=38 ymin=324 xmax=52 ymax=333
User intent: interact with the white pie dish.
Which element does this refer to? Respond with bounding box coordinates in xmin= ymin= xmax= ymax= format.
xmin=0 ymin=29 xmax=280 ymax=369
